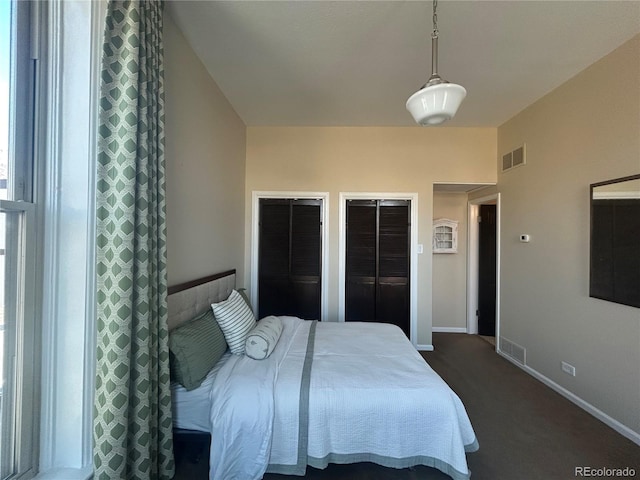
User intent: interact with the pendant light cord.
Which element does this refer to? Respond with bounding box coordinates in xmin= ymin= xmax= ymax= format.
xmin=430 ymin=0 xmax=440 ymax=80
xmin=432 ymin=0 xmax=439 ymax=39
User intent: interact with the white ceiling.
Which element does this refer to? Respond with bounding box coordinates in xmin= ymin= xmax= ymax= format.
xmin=166 ymin=1 xmax=640 ymax=128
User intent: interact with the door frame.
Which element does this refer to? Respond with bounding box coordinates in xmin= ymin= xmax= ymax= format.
xmin=251 ymin=191 xmax=330 ymax=322
xmin=467 ymin=193 xmax=501 ymax=344
xmin=338 ymin=192 xmax=419 ymax=345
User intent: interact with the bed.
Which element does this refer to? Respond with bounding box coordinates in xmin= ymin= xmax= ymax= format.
xmin=168 ymin=270 xmax=478 ymax=480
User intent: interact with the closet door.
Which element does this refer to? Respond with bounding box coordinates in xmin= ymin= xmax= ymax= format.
xmin=377 ymin=202 xmax=410 ymax=330
xmin=346 ymin=200 xmax=410 ymax=335
xmin=259 ymin=199 xmax=322 ymax=320
xmin=345 ymin=201 xmax=377 ymax=321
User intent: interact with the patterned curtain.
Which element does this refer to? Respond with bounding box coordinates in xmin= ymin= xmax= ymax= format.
xmin=94 ymin=1 xmax=174 ymax=479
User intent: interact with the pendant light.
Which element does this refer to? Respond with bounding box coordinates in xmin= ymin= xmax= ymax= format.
xmin=406 ymin=0 xmax=466 ymax=126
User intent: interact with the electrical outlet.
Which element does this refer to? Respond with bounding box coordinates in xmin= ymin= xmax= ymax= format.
xmin=561 ymin=361 xmax=576 ymax=377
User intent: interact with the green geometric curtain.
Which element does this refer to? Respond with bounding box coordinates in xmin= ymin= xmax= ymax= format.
xmin=93 ymin=1 xmax=174 ymax=479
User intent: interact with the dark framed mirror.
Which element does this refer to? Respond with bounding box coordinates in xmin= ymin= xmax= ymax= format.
xmin=590 ymin=174 xmax=640 ymax=308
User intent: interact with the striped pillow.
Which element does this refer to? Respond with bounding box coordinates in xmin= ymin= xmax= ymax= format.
xmin=169 ymin=308 xmax=228 ymax=390
xmin=211 ymin=289 xmax=257 ymax=355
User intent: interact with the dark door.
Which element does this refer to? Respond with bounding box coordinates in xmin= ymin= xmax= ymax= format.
xmin=478 ymin=204 xmax=496 ymax=336
xmin=258 ymin=199 xmax=322 ymax=320
xmin=346 ymin=200 xmax=410 ymax=336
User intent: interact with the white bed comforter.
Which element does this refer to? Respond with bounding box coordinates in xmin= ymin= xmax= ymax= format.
xmin=209 ymin=317 xmax=478 ymax=480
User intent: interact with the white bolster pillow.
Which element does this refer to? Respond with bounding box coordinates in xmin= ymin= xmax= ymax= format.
xmin=245 ymin=315 xmax=283 ymax=360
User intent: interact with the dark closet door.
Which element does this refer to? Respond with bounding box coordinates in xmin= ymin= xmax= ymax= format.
xmin=259 ymin=199 xmax=322 ymax=320
xmin=478 ymin=204 xmax=497 ymax=336
xmin=346 ymin=200 xmax=410 ymax=336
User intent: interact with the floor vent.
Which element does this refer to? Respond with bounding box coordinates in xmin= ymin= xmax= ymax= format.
xmin=500 ymin=337 xmax=526 ymax=365
xmin=501 ymin=144 xmax=526 ymax=172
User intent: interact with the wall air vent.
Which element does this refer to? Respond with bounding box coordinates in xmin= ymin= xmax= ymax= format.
xmin=499 ymin=337 xmax=526 ymax=365
xmin=501 ymin=144 xmax=526 ymax=172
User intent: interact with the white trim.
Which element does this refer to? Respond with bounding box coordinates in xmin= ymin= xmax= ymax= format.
xmin=39 ymin=0 xmax=104 ymax=473
xmin=34 ymin=467 xmax=93 ymax=480
xmin=467 ymin=193 xmax=501 ymax=343
xmin=39 ymin=0 xmax=62 ymax=469
xmin=466 ymin=204 xmax=479 ymax=334
xmin=432 ymin=327 xmax=467 ymax=333
xmin=250 ymin=191 xmax=330 ymax=322
xmin=497 ymin=351 xmax=640 ymax=446
xmin=416 ymin=344 xmax=434 ymax=352
xmin=433 ymin=182 xmax=496 ymax=195
xmin=592 ymin=191 xmax=640 ymax=199
xmin=337 ymin=192 xmax=419 ymax=346
xmin=81 ymin=0 xmax=104 ymax=467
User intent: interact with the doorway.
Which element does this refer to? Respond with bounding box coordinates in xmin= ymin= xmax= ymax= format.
xmin=478 ymin=204 xmax=497 ymax=336
xmin=467 ymin=193 xmax=501 ymax=347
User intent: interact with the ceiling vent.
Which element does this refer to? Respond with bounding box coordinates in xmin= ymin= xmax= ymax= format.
xmin=502 ymin=144 xmax=526 ymax=172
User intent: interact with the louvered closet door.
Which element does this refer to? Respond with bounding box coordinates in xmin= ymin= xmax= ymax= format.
xmin=259 ymin=199 xmax=322 ymax=320
xmin=346 ymin=200 xmax=410 ymax=336
xmin=345 ymin=201 xmax=377 ymax=321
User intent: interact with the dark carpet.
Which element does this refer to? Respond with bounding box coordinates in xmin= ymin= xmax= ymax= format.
xmin=173 ymin=333 xmax=640 ymax=480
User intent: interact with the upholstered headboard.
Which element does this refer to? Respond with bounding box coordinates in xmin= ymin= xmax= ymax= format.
xmin=167 ymin=269 xmax=236 ymax=331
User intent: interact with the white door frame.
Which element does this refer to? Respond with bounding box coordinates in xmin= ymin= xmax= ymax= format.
xmin=251 ymin=191 xmax=330 ymax=322
xmin=338 ymin=192 xmax=419 ymax=345
xmin=467 ymin=193 xmax=501 ymax=345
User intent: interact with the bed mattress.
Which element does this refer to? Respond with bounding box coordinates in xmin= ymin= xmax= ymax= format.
xmin=208 ymin=317 xmax=478 ymax=480
xmin=171 ymin=351 xmax=231 ymax=432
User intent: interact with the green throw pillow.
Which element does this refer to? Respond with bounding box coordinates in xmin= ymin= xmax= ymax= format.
xmin=169 ymin=308 xmax=228 ymax=390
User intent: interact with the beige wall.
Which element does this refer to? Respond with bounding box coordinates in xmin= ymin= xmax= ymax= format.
xmin=432 ymin=193 xmax=468 ymax=330
xmin=164 ymin=15 xmax=247 ymax=287
xmin=245 ymin=127 xmax=496 ymax=345
xmin=497 ymin=34 xmax=640 ymax=435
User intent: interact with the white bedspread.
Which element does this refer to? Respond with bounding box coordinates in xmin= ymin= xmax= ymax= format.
xmin=209 ymin=317 xmax=478 ymax=480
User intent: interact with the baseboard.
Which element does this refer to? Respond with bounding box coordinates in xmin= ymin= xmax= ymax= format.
xmin=497 ymin=350 xmax=640 ymax=446
xmin=416 ymin=344 xmax=434 ymax=351
xmin=432 ymin=327 xmax=468 ymax=333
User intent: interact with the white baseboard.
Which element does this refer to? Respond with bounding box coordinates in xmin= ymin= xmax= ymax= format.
xmin=432 ymin=327 xmax=468 ymax=333
xmin=497 ymin=350 xmax=640 ymax=446
xmin=416 ymin=344 xmax=434 ymax=351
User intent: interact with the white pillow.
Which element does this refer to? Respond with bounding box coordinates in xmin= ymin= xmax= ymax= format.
xmin=211 ymin=290 xmax=256 ymax=355
xmin=245 ymin=316 xmax=283 ymax=360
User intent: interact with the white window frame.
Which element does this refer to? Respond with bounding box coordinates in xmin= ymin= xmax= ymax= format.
xmin=0 ymin=201 xmax=37 ymax=480
xmin=35 ymin=1 xmax=104 ymax=479
xmin=1 ymin=0 xmax=40 ymax=477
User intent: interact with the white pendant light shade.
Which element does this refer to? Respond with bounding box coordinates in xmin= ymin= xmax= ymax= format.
xmin=406 ymin=82 xmax=466 ymax=126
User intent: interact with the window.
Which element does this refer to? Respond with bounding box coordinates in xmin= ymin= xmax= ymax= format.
xmin=0 ymin=1 xmax=38 ymax=478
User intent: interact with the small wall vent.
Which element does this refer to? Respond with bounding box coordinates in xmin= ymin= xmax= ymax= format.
xmin=500 ymin=336 xmax=526 ymax=365
xmin=501 ymin=144 xmax=526 ymax=172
